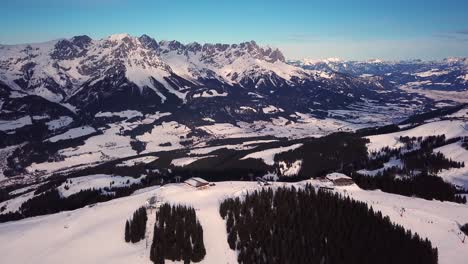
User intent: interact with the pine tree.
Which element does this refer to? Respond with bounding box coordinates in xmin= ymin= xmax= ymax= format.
xmin=125 ymin=220 xmax=131 ymax=242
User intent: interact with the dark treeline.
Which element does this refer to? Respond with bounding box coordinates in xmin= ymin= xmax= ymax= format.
xmin=125 ymin=206 xmax=148 ymax=243
xmin=367 ymin=135 xmax=463 ymax=173
xmin=219 ymin=185 xmax=438 ymax=264
xmin=0 ymin=171 xmax=171 ymax=223
xmin=402 ymin=151 xmax=463 ymax=175
xmin=0 ymin=184 xmax=138 ymax=223
xmin=150 ymin=203 xmax=206 ymax=264
xmin=352 ymin=171 xmax=467 ymax=203
xmin=357 ymin=135 xmax=466 ymax=202
xmin=356 ymin=124 xmax=401 ymax=137
xmin=276 ymin=132 xmax=369 ymax=179
xmin=461 ymin=223 xmax=468 ymax=236
xmin=461 ymin=137 xmax=468 ymax=150
xmin=400 ymin=104 xmax=466 ymax=125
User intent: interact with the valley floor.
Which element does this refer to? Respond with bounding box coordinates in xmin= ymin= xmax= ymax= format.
xmin=0 ymin=180 xmax=467 ymax=264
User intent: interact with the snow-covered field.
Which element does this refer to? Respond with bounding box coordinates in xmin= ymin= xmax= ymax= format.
xmin=240 ymin=143 xmax=302 ymax=165
xmin=46 ymin=126 xmax=96 ymax=143
xmin=366 ymin=120 xmax=468 ymax=152
xmin=56 ymin=174 xmax=145 ymax=197
xmin=0 ymin=179 xmax=467 ymax=264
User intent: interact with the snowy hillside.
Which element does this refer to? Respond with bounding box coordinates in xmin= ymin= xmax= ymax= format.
xmin=0 ymin=180 xmax=466 ymax=264
xmin=364 ymin=107 xmax=468 ymax=189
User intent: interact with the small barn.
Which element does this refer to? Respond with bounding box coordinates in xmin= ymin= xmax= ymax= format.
xmin=325 ymin=173 xmax=354 ymax=186
xmin=184 ymin=177 xmax=210 ymax=189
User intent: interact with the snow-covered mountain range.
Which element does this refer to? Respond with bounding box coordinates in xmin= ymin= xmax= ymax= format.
xmin=0 ymin=33 xmax=424 ymax=114
xmin=0 ymin=33 xmax=325 ymax=106
xmin=290 ymin=57 xmax=468 ymax=93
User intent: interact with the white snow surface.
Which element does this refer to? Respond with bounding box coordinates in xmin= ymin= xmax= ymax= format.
xmin=57 ymin=174 xmax=144 ymax=197
xmin=46 ymin=126 xmax=96 ymax=143
xmin=0 ymin=116 xmax=32 ymax=132
xmin=193 ymin=90 xmax=228 ymax=98
xmin=240 ymin=143 xmax=303 ymax=165
xmin=117 ymin=156 xmax=158 ymax=167
xmin=171 ymin=156 xmax=215 ymax=167
xmin=325 ymin=172 xmax=352 ymax=180
xmin=279 ymin=160 xmax=303 ymax=176
xmin=46 ymin=116 xmax=73 ymax=130
xmin=414 ymin=69 xmax=449 ymax=77
xmin=95 ymin=110 xmax=143 ymax=119
xmin=0 ymin=180 xmax=467 ymax=264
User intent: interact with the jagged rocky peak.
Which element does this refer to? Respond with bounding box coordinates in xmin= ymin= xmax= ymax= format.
xmin=51 ymin=35 xmax=92 ymax=60
xmin=138 ymin=34 xmax=159 ymax=50
xmin=71 ymin=35 xmax=92 ymax=48
xmin=1 ymin=33 xmax=318 ymax=109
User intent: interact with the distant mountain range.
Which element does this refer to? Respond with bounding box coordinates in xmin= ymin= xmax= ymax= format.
xmin=289 ymin=57 xmax=468 ymax=92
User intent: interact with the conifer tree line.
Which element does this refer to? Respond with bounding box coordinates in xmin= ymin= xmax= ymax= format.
xmin=366 ymin=135 xmax=464 ymax=175
xmin=461 ymin=223 xmax=468 ymax=236
xmin=352 ymin=171 xmax=467 ymax=203
xmin=219 ymin=185 xmax=438 ymax=264
xmin=354 ymin=134 xmax=468 ymax=203
xmin=124 ymin=206 xmax=148 ymax=243
xmin=150 ymin=203 xmax=206 ymax=264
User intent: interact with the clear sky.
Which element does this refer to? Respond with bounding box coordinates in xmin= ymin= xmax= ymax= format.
xmin=1 ymin=0 xmax=468 ymax=60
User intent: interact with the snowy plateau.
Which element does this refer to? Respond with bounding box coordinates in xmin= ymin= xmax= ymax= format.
xmin=1 ymin=33 xmax=468 ymax=264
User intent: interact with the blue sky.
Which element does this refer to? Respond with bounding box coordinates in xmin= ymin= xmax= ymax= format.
xmin=1 ymin=0 xmax=468 ymax=60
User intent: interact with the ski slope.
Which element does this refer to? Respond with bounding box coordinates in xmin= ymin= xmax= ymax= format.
xmin=0 ymin=180 xmax=467 ymax=264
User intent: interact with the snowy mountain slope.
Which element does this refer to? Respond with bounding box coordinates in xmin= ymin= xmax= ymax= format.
xmin=0 ymin=33 xmax=430 ymax=115
xmin=290 ymin=57 xmax=468 ymax=96
xmin=0 ymin=180 xmax=466 ymax=264
xmin=0 ymin=34 xmax=309 ymax=107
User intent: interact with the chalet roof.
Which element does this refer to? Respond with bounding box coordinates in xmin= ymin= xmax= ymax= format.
xmin=326 ymin=173 xmax=352 ymax=181
xmin=184 ymin=177 xmax=209 ymax=187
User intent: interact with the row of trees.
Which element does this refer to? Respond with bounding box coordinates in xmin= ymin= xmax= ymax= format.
xmin=352 ymin=170 xmax=467 ymax=203
xmin=125 ymin=206 xmax=148 ymax=243
xmin=402 ymin=151 xmax=464 ymax=175
xmin=220 ymin=185 xmax=438 ymax=264
xmin=276 ymin=132 xmax=370 ymax=179
xmin=150 ymin=203 xmax=206 ymax=264
xmin=0 ymin=184 xmax=140 ymax=223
